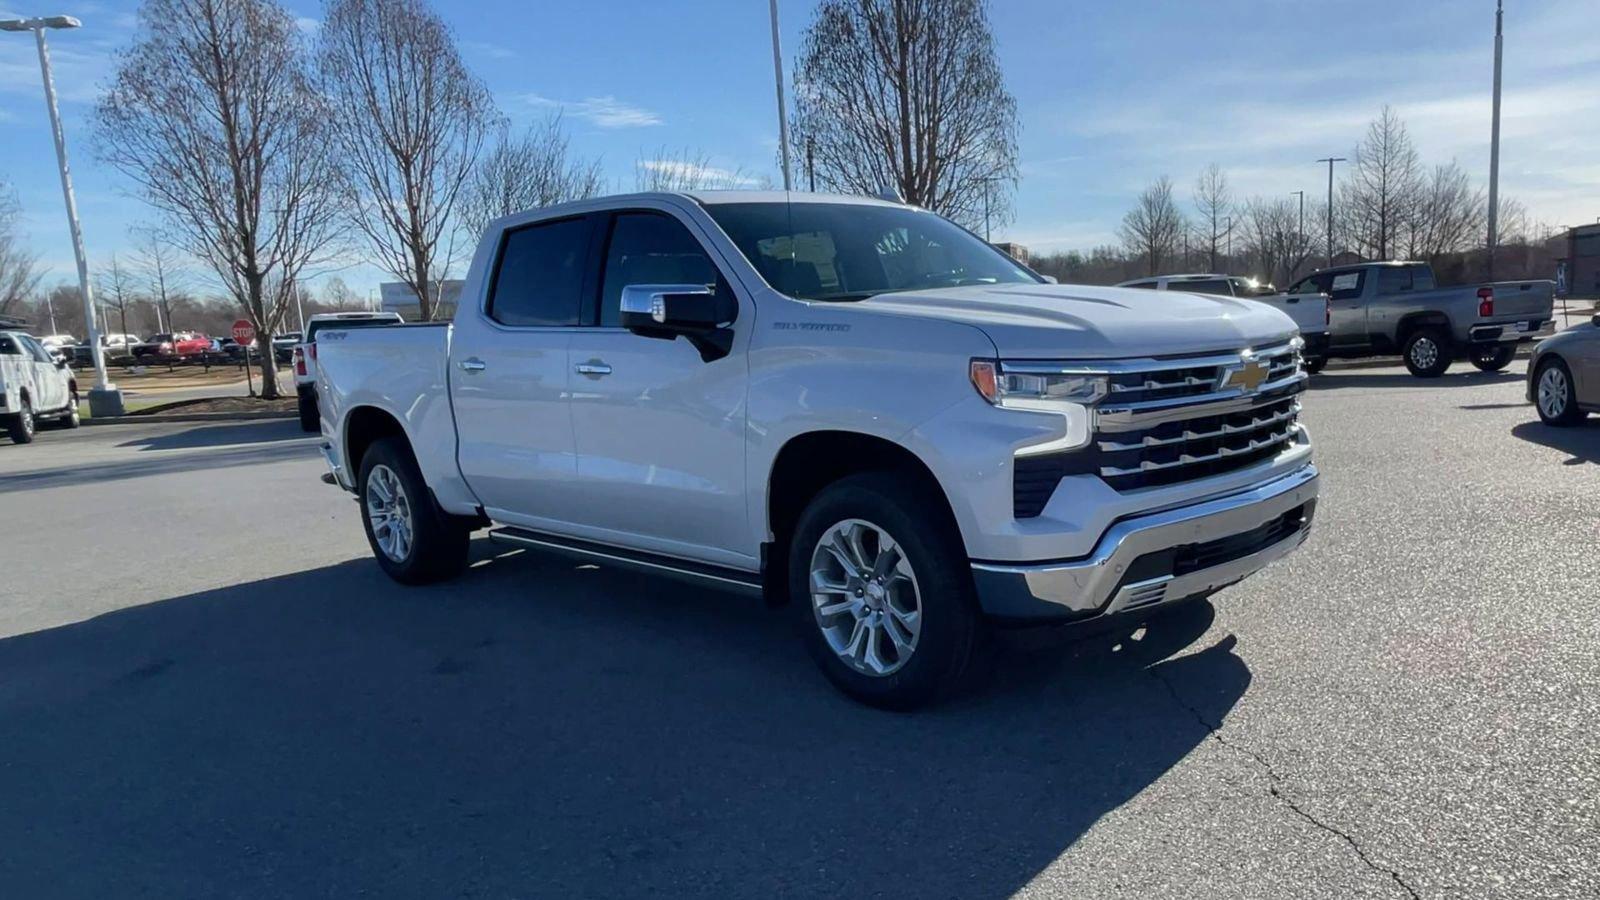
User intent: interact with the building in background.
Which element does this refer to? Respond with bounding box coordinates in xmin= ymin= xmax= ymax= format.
xmin=992 ymin=241 xmax=1029 ymax=264
xmin=379 ymin=280 xmax=463 ymax=321
xmin=1556 ymin=224 xmax=1600 ymax=299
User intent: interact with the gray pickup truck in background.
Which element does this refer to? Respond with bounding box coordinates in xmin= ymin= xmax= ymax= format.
xmin=1284 ymin=261 xmax=1555 ymax=378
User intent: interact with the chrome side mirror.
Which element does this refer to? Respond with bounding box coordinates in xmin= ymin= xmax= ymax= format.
xmin=619 ymin=283 xmax=737 ymax=361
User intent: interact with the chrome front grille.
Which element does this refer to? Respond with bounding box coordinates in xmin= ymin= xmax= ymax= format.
xmin=1012 ymin=342 xmax=1307 ymax=516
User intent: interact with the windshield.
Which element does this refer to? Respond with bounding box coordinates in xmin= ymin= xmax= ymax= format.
xmin=703 ymin=201 xmax=1041 ymax=301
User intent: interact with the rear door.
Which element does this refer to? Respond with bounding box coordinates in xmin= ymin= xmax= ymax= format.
xmin=564 ymin=205 xmax=754 ymax=567
xmin=449 ymin=213 xmax=597 ymax=528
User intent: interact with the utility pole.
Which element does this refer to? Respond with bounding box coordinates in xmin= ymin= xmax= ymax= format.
xmin=1317 ymin=157 xmax=1347 ymax=268
xmin=45 ymin=290 xmax=57 ymax=333
xmin=768 ymin=0 xmax=792 ymax=191
xmin=1224 ymin=216 xmax=1233 ymax=267
xmin=1 ymin=14 xmax=123 ymax=415
xmin=982 ymin=180 xmax=993 ymax=241
xmin=1486 ymin=0 xmax=1504 ymax=279
xmin=805 ymin=135 xmax=815 ymax=192
xmin=1291 ymin=190 xmax=1306 ymax=279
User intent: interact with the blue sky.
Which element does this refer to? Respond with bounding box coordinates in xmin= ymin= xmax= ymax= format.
xmin=1 ymin=0 xmax=1596 ymax=297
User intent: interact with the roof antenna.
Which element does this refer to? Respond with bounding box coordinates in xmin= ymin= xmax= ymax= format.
xmin=873 ymin=184 xmax=903 ymax=203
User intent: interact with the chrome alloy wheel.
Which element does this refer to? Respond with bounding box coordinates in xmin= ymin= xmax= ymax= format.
xmin=18 ymin=397 xmax=33 ymax=437
xmin=1409 ymin=336 xmax=1439 ymax=370
xmin=809 ymin=518 xmax=923 ymax=677
xmin=1538 ymin=365 xmax=1570 ymax=419
xmin=365 ymin=464 xmax=414 ymax=563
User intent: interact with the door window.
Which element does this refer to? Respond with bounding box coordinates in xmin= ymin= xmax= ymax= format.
xmin=19 ymin=336 xmax=53 ymax=363
xmin=1328 ymin=271 xmax=1365 ymax=301
xmin=0 ymin=335 xmax=21 ymax=356
xmin=597 ymin=212 xmax=723 ymax=327
xmin=486 ymin=216 xmax=593 ymax=327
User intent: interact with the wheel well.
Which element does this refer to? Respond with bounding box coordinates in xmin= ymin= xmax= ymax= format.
xmin=343 ymin=405 xmax=408 ymax=474
xmin=1396 ymin=312 xmax=1450 ymax=343
xmin=764 ymin=430 xmax=958 ymax=603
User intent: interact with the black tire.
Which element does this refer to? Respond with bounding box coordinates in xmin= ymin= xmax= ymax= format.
xmin=787 ymin=471 xmax=982 ymax=710
xmin=297 ymin=388 xmax=319 ymax=433
xmin=1469 ymin=344 xmax=1516 ymax=372
xmin=5 ymin=395 xmax=35 ymax=444
xmin=1402 ymin=328 xmax=1452 ymax=378
xmin=1302 ymin=356 xmax=1327 ymax=375
xmin=356 ymin=436 xmax=471 ymax=584
xmin=1533 ymin=357 xmax=1585 ymax=426
xmin=57 ymin=396 xmax=80 ymax=429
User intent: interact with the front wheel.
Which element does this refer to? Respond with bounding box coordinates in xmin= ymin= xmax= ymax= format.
xmin=1402 ymin=329 xmax=1452 ymax=378
xmin=788 ymin=472 xmax=981 ymax=710
xmin=357 ymin=437 xmax=471 ymax=584
xmin=5 ymin=396 xmax=35 ymax=444
xmin=1534 ymin=358 xmax=1585 ymax=426
xmin=1302 ymin=356 xmax=1327 ymax=375
xmin=57 ymin=397 xmax=80 ymax=429
xmin=1470 ymin=344 xmax=1516 ymax=372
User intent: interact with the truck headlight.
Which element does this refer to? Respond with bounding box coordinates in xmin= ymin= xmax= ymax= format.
xmin=970 ymin=360 xmax=1107 ymax=455
xmin=970 ymin=360 xmax=1109 ymax=406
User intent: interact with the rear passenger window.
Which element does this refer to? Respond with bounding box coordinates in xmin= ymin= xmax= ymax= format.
xmin=487 ymin=216 xmax=592 ymax=327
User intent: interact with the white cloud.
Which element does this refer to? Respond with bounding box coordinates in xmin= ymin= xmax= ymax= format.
xmin=524 ymin=93 xmax=662 ymax=129
xmin=636 ymin=158 xmax=757 ymax=189
xmin=463 ymin=40 xmax=516 ymax=61
xmin=294 ymin=17 xmax=320 ymax=34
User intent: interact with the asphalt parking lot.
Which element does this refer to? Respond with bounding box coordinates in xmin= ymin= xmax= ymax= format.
xmin=1 ymin=362 xmax=1596 ymax=899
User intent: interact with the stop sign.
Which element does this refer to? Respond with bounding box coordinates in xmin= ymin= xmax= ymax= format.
xmin=231 ymin=319 xmax=256 ymax=344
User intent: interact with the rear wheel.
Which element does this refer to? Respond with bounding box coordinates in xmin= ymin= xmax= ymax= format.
xmin=788 ymin=472 xmax=981 ymax=709
xmin=1534 ymin=358 xmax=1585 ymax=426
xmin=5 ymin=395 xmax=35 ymax=444
xmin=56 ymin=396 xmax=80 ymax=429
xmin=357 ymin=437 xmax=471 ymax=584
xmin=1402 ymin=328 xmax=1452 ymax=378
xmin=1470 ymin=344 xmax=1516 ymax=372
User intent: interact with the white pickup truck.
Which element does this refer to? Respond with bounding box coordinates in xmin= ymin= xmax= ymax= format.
xmin=1116 ymin=274 xmax=1331 ymax=373
xmin=316 ymin=191 xmax=1320 ymax=707
xmin=1 ymin=330 xmax=79 ymax=443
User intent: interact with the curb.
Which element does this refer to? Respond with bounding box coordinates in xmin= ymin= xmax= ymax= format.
xmin=83 ymin=411 xmax=297 ymax=426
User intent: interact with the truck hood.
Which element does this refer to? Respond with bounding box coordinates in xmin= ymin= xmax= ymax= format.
xmin=852 ymin=283 xmax=1299 ymax=359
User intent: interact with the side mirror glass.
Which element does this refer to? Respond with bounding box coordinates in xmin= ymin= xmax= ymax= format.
xmin=620 ymin=283 xmax=737 ymax=361
xmin=55 ymin=359 xmax=68 ymax=370
xmin=1041 ymin=275 xmax=1059 ymax=284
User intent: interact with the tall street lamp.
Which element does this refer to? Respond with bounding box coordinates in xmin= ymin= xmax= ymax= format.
xmin=1 ymin=14 xmax=123 ymax=415
xmin=768 ymin=0 xmax=793 ymax=191
xmin=1316 ymin=156 xmax=1347 ymax=269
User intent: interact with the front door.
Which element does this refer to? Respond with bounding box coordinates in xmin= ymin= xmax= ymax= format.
xmin=17 ymin=335 xmax=67 ymax=410
xmin=565 ymin=208 xmax=753 ymax=569
xmin=450 ymin=213 xmax=596 ymax=528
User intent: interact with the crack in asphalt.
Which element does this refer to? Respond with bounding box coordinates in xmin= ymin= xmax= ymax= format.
xmin=1150 ymin=665 xmax=1422 ymax=900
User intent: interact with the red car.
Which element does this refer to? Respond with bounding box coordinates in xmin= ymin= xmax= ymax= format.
xmin=168 ymin=332 xmax=211 ymax=358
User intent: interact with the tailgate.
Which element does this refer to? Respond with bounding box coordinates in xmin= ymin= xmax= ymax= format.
xmin=1486 ymin=280 xmax=1553 ymax=320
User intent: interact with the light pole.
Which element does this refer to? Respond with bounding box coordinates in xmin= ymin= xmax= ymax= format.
xmin=1 ymin=14 xmax=122 ymax=415
xmin=1316 ymin=156 xmax=1347 ymax=269
xmin=1486 ymin=0 xmax=1504 ymax=279
xmin=768 ymin=0 xmax=793 ymax=191
xmin=1291 ymin=190 xmax=1306 ymax=279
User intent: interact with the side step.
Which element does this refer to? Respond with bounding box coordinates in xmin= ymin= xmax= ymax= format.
xmin=487 ymin=526 xmax=764 ymax=598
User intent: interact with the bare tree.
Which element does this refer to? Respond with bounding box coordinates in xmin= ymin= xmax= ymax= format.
xmin=1193 ymin=164 xmax=1233 ymax=272
xmin=95 ymin=256 xmax=139 ymax=346
xmin=1240 ymin=197 xmax=1321 ymax=287
xmin=462 ymin=115 xmax=603 ymax=234
xmin=318 ymin=0 xmax=497 ymax=321
xmin=1343 ymin=106 xmax=1422 ymax=260
xmin=0 ymin=182 xmax=44 ymax=318
xmin=320 ymin=275 xmax=365 ymax=311
xmin=1400 ymin=161 xmax=1484 ymax=262
xmin=790 ymin=0 xmax=1019 ymax=230
xmin=96 ymin=0 xmax=343 ymax=399
xmin=130 ymin=229 xmax=187 ymax=334
xmin=634 ymin=146 xmax=757 ymax=192
xmin=1120 ymin=177 xmax=1186 ymax=276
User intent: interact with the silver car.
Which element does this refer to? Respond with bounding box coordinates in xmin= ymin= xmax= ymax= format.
xmin=1528 ymin=313 xmax=1600 ymax=425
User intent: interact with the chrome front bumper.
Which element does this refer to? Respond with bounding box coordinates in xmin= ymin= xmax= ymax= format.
xmin=972 ymin=465 xmax=1319 ymax=621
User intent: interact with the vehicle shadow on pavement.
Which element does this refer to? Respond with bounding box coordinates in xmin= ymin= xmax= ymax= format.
xmin=1510 ymin=420 xmax=1600 ymax=465
xmin=0 ymin=440 xmax=317 ymax=494
xmin=1308 ymin=370 xmax=1523 ymax=391
xmin=0 ymin=546 xmax=1247 ymax=898
xmin=115 ymin=420 xmax=309 ymax=452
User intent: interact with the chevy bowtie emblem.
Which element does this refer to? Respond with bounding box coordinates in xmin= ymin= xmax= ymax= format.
xmin=1218 ymin=356 xmax=1269 ymax=392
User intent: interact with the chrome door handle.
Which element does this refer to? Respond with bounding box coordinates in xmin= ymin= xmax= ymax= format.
xmin=575 ymin=361 xmax=612 ymax=377
xmin=459 ymin=358 xmax=487 ymax=372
